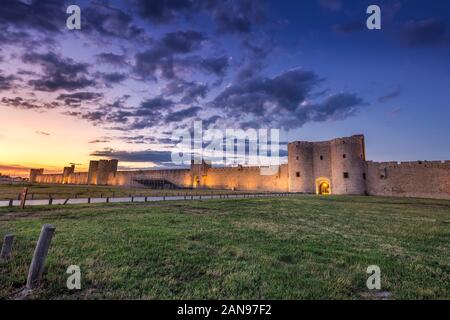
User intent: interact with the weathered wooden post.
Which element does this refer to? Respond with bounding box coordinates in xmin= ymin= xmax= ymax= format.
xmin=26 ymin=224 xmax=56 ymax=289
xmin=0 ymin=234 xmax=15 ymax=262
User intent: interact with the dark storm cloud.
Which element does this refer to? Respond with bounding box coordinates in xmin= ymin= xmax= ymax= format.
xmin=35 ymin=131 xmax=50 ymax=136
xmin=378 ymin=89 xmax=401 ymax=103
xmin=211 ymin=69 xmax=322 ymax=115
xmin=56 ymin=92 xmax=103 ymax=107
xmin=0 ymin=73 xmax=17 ymax=91
xmin=64 ymin=106 xmax=132 ymax=125
xmin=133 ymin=30 xmax=213 ymax=80
xmin=212 ymin=0 xmax=266 ymax=34
xmin=209 ymin=68 xmax=366 ymax=129
xmin=91 ymin=148 xmax=173 ymax=164
xmin=117 ymin=135 xmax=153 ymax=144
xmin=203 ymin=115 xmax=222 ymax=128
xmin=0 ymin=29 xmax=32 ymax=46
xmin=89 ymin=138 xmax=112 ymax=144
xmin=234 ymin=39 xmax=272 ymax=82
xmin=1 ymin=97 xmax=59 ymax=110
xmin=197 ymin=56 xmax=230 ymax=77
xmin=400 ymin=19 xmax=450 ymax=46
xmin=161 ymin=30 xmax=206 ymax=53
xmin=64 ymin=95 xmax=132 ymax=123
xmin=131 ymin=0 xmax=266 ymax=34
xmin=163 ymin=80 xmax=208 ymax=103
xmin=131 ymin=0 xmax=198 ymax=24
xmin=96 ymin=53 xmax=128 ymax=67
xmin=291 ymin=93 xmax=365 ymax=126
xmin=165 ymin=106 xmax=202 ymax=122
xmin=0 ymin=0 xmax=66 ymax=33
xmin=134 ymin=97 xmax=175 ymax=116
xmin=22 ymin=52 xmax=95 ymax=91
xmin=101 ymin=72 xmax=128 ymax=84
xmin=83 ymin=4 xmax=144 ymax=39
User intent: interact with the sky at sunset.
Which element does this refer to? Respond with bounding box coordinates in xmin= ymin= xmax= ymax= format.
xmin=0 ymin=0 xmax=449 ymax=177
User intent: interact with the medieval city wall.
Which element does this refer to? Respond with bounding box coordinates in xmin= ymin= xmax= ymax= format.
xmin=28 ymin=134 xmax=450 ymax=199
xmin=34 ymin=173 xmax=63 ymax=184
xmin=366 ymin=161 xmax=450 ymax=199
xmin=203 ymin=164 xmax=289 ymax=191
xmin=107 ymin=169 xmax=192 ymax=188
xmin=34 ymin=172 xmax=88 ymax=185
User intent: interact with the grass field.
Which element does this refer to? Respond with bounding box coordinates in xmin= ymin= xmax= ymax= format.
xmin=0 ymin=183 xmax=260 ymax=200
xmin=0 ymin=195 xmax=449 ymax=300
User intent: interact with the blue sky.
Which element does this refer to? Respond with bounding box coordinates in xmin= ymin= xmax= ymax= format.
xmin=0 ymin=0 xmax=449 ymax=174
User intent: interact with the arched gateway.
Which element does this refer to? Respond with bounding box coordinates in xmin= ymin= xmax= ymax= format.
xmin=316 ymin=178 xmax=331 ymax=195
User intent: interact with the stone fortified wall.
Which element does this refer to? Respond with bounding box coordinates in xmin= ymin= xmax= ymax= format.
xmin=366 ymin=161 xmax=450 ymax=199
xmin=29 ymin=135 xmax=450 ymax=199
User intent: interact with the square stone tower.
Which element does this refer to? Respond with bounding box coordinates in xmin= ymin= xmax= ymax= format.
xmin=288 ymin=135 xmax=367 ymax=195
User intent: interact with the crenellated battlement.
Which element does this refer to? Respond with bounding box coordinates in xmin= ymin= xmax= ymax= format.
xmin=367 ymin=160 xmax=450 ymax=169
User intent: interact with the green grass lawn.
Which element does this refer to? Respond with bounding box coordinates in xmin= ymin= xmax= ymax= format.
xmin=0 ymin=195 xmax=449 ymax=300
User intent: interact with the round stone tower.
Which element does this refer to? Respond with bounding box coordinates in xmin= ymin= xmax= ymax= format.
xmin=330 ymin=135 xmax=366 ymax=195
xmin=288 ymin=141 xmax=314 ymax=193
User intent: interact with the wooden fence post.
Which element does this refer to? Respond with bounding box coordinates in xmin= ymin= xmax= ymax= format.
xmin=26 ymin=224 xmax=56 ymax=289
xmin=0 ymin=234 xmax=15 ymax=262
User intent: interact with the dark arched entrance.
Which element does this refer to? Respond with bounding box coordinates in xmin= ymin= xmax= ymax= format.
xmin=316 ymin=178 xmax=331 ymax=195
